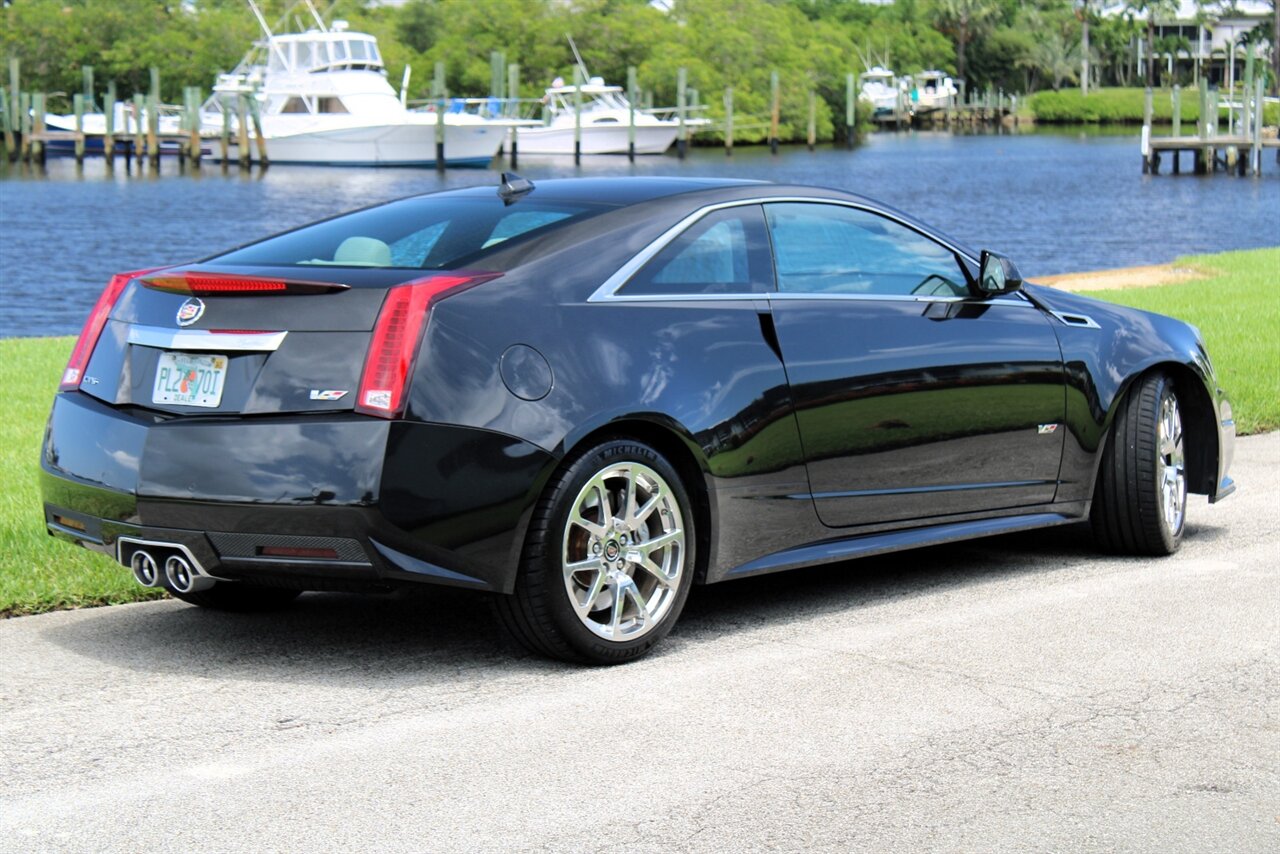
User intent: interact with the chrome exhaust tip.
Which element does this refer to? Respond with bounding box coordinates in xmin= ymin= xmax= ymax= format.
xmin=164 ymin=554 xmax=215 ymax=594
xmin=130 ymin=550 xmax=160 ymax=587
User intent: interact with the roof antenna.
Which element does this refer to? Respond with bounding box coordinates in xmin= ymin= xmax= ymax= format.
xmin=498 ymin=172 xmax=535 ymax=204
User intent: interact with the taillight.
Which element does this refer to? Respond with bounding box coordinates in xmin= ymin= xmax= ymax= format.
xmin=355 ymin=272 xmax=499 ymax=419
xmin=141 ymin=272 xmax=348 ymax=296
xmin=61 ymin=267 xmax=165 ymax=391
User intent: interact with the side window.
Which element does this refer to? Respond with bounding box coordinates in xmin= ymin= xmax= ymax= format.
xmin=622 ymin=206 xmax=774 ymax=296
xmin=765 ymin=203 xmax=967 ymax=297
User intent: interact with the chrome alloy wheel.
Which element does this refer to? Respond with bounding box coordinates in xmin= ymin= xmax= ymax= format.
xmin=561 ymin=462 xmax=686 ymax=641
xmin=1158 ymin=390 xmax=1187 ymax=536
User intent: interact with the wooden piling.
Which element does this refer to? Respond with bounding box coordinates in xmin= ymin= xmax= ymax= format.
xmin=219 ymin=93 xmax=230 ymax=168
xmin=73 ymin=93 xmax=86 ymax=165
xmin=508 ymin=63 xmax=520 ymax=167
xmin=723 ymin=86 xmax=733 ymax=156
xmin=1141 ymin=86 xmax=1153 ymax=173
xmin=1 ymin=85 xmax=12 ymax=159
xmin=845 ymin=72 xmax=855 ymax=149
xmin=676 ymin=67 xmax=687 ymax=159
xmin=433 ymin=61 xmax=446 ymax=171
xmin=626 ymin=65 xmax=637 ymax=162
xmin=7 ymin=58 xmax=20 ymax=160
xmin=572 ymin=65 xmax=583 ymax=165
xmin=1251 ymin=77 xmax=1263 ymax=176
xmin=806 ymin=90 xmax=816 ymax=151
xmin=236 ymin=94 xmax=250 ymax=168
xmin=1196 ymin=78 xmax=1209 ymax=174
xmin=18 ymin=91 xmax=31 ymax=162
xmin=189 ymin=86 xmax=204 ymax=168
xmin=769 ymin=70 xmax=780 ymax=154
xmin=132 ymin=95 xmax=144 ymax=162
xmin=31 ymin=92 xmax=45 ymax=164
xmin=104 ymin=81 xmax=116 ymax=166
xmin=249 ymin=96 xmax=267 ymax=166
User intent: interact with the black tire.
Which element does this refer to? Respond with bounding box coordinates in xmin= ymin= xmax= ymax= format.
xmin=168 ymin=582 xmax=302 ymax=612
xmin=495 ymin=439 xmax=697 ymax=665
xmin=1091 ymin=371 xmax=1187 ymax=556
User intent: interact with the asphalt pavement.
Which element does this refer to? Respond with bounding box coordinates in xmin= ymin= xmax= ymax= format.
xmin=2 ymin=433 xmax=1277 ymax=853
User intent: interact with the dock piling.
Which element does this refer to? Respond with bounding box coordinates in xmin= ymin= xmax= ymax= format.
xmin=219 ymin=93 xmax=230 ymax=168
xmin=676 ymin=67 xmax=687 ymax=159
xmin=769 ymin=70 xmax=780 ymax=154
xmin=236 ymin=94 xmax=250 ymax=168
xmin=572 ymin=65 xmax=583 ymax=165
xmin=104 ymin=81 xmax=116 ymax=166
xmin=845 ymin=72 xmax=855 ymax=149
xmin=1141 ymin=86 xmax=1153 ymax=173
xmin=31 ymin=92 xmax=45 ymax=164
xmin=626 ymin=66 xmax=637 ymax=162
xmin=724 ymin=85 xmax=733 ymax=157
xmin=18 ymin=91 xmax=31 ymax=162
xmin=433 ymin=61 xmax=446 ymax=171
xmin=508 ymin=62 xmax=520 ymax=167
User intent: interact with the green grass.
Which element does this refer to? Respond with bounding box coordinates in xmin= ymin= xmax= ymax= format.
xmin=1087 ymin=247 xmax=1280 ymax=436
xmin=1 ymin=246 xmax=1275 ymax=615
xmin=1029 ymin=87 xmax=1280 ymax=126
xmin=0 ymin=337 xmax=165 ymax=616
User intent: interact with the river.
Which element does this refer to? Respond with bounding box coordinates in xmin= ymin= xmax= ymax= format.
xmin=0 ymin=127 xmax=1276 ymax=338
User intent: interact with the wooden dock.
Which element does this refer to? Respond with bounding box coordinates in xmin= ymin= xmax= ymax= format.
xmin=1141 ymin=45 xmax=1276 ymax=177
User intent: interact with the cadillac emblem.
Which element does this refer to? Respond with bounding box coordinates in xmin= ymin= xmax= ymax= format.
xmin=176 ymin=297 xmax=205 ymax=327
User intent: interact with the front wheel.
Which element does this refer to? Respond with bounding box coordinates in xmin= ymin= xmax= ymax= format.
xmin=495 ymin=439 xmax=696 ymax=664
xmin=1091 ymin=371 xmax=1188 ymax=555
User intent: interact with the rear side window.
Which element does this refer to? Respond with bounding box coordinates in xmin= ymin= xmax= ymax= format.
xmin=622 ymin=205 xmax=774 ymax=296
xmin=210 ymin=196 xmax=603 ymax=270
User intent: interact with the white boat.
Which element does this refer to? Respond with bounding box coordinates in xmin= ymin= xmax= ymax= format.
xmin=908 ymin=70 xmax=958 ymax=115
xmin=516 ymin=77 xmax=688 ymax=155
xmin=859 ymin=67 xmax=908 ymax=122
xmin=201 ymin=4 xmax=506 ymax=167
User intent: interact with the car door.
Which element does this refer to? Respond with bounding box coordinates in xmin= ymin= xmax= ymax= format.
xmin=762 ymin=201 xmax=1066 ymax=528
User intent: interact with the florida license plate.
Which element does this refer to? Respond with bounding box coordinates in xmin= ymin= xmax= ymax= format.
xmin=153 ymin=352 xmax=227 ymax=408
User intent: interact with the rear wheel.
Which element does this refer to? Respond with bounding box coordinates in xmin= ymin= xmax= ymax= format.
xmin=495 ymin=439 xmax=695 ymax=664
xmin=1091 ymin=371 xmax=1187 ymax=555
xmin=168 ymin=582 xmax=302 ymax=612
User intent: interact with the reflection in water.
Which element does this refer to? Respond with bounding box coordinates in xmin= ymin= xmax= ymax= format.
xmin=3 ymin=130 xmax=1277 ymax=337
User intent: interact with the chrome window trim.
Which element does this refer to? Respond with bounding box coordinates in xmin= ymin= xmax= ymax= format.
xmin=127 ymin=325 xmax=288 ymax=352
xmin=587 ymin=196 xmax=990 ymax=304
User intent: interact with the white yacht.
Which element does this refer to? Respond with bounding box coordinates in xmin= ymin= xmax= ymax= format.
xmin=516 ymin=77 xmax=689 ymax=156
xmin=859 ymin=67 xmax=907 ymax=122
xmin=202 ymin=7 xmax=505 ymax=167
xmin=908 ymin=70 xmax=959 ymax=115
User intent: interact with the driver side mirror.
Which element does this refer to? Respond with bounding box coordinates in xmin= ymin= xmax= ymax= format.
xmin=977 ymin=250 xmax=1023 ymax=297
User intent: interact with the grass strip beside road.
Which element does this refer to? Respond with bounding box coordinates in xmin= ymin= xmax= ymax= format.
xmin=0 ymin=246 xmax=1275 ymax=616
xmin=1086 ymin=247 xmax=1279 ymax=436
xmin=0 ymin=337 xmax=166 ymax=616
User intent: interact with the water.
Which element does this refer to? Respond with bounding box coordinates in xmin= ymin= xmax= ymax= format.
xmin=1 ymin=128 xmax=1276 ymax=338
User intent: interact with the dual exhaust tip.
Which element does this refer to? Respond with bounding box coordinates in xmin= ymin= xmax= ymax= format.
xmin=126 ymin=546 xmax=215 ymax=594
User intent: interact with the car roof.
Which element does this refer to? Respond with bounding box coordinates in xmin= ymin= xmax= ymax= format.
xmin=432 ymin=176 xmax=766 ymax=207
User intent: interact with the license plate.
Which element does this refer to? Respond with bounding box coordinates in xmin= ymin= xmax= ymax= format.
xmin=152 ymin=352 xmax=227 ymax=408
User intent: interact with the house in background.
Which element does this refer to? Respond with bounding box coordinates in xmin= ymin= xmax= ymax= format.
xmin=1109 ymin=1 xmax=1274 ymax=87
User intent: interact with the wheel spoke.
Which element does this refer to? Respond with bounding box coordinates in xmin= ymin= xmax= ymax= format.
xmin=593 ymin=478 xmax=614 ymax=531
xmin=609 ymin=578 xmax=628 ymax=636
xmin=635 ymin=555 xmax=676 ymax=588
xmin=624 ymin=466 xmax=638 ymax=525
xmin=578 ymin=567 xmax=608 ymax=615
xmin=570 ymin=508 xmax=607 ymax=540
xmin=632 ymin=491 xmax=661 ymax=527
xmin=639 ymin=529 xmax=682 ymax=554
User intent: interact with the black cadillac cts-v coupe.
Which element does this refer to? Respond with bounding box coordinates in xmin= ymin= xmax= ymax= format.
xmin=41 ymin=176 xmax=1235 ymax=663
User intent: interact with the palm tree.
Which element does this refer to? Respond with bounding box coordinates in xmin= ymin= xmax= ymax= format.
xmin=1127 ymin=0 xmax=1181 ymax=84
xmin=931 ymin=0 xmax=1000 ymax=82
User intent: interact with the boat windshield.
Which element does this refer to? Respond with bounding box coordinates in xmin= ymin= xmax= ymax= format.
xmin=267 ymin=35 xmax=383 ymax=74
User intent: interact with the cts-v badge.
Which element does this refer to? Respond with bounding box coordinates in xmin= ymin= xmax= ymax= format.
xmin=1038 ymin=424 xmax=1060 ymax=434
xmin=309 ymin=390 xmax=349 ymax=401
xmin=176 ymin=298 xmax=205 ymax=327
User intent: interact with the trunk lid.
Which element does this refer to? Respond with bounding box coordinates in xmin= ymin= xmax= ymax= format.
xmin=78 ymin=265 xmax=410 ymax=416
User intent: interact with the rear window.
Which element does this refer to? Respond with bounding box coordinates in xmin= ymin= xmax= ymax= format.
xmin=210 ymin=196 xmax=605 ymax=270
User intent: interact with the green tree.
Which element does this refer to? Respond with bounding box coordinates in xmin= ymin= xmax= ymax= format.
xmin=930 ymin=0 xmax=1000 ymax=81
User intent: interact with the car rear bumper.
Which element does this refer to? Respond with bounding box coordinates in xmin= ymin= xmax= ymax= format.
xmin=40 ymin=392 xmax=557 ymax=593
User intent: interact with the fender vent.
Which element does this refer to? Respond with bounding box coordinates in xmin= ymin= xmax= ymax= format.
xmin=1049 ymin=310 xmax=1100 ymax=329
